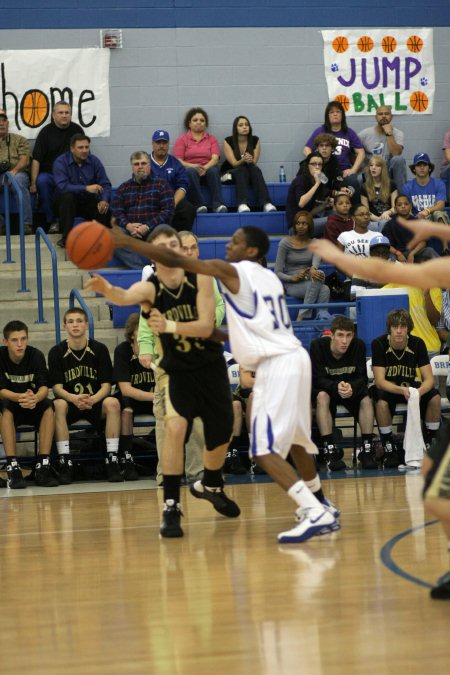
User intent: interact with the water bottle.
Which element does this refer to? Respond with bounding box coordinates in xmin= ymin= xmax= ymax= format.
xmin=279 ymin=165 xmax=286 ymax=183
xmin=319 ymin=172 xmax=329 ymax=184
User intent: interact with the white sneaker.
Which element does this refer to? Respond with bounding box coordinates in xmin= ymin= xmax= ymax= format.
xmin=48 ymin=222 xmax=59 ymax=233
xmin=237 ymin=204 xmax=251 ymax=213
xmin=263 ymin=202 xmax=277 ymax=212
xmin=278 ymin=507 xmax=338 ymax=543
xmin=214 ymin=204 xmax=228 ymax=213
xmin=196 ymin=205 xmax=208 ymax=214
xmin=221 ymin=172 xmax=232 ymax=183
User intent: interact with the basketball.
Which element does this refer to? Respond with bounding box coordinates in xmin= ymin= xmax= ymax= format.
xmin=332 ymin=36 xmax=348 ymax=53
xmin=335 ymin=94 xmax=350 ymax=112
xmin=410 ymin=91 xmax=428 ymax=112
xmin=357 ymin=35 xmax=374 ymax=52
xmin=381 ymin=35 xmax=397 ymax=53
xmin=407 ymin=35 xmax=423 ymax=53
xmin=66 ymin=221 xmax=114 ymax=270
xmin=21 ymin=90 xmax=49 ymax=128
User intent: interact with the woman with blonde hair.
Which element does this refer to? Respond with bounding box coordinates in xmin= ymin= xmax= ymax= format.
xmin=361 ymin=155 xmax=398 ymax=231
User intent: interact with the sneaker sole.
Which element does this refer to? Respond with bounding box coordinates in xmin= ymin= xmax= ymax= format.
xmin=278 ymin=522 xmax=337 ymax=543
xmin=160 ymin=527 xmax=184 ymax=538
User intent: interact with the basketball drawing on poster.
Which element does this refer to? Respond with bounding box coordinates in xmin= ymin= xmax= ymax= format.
xmin=322 ymin=29 xmax=435 ymax=115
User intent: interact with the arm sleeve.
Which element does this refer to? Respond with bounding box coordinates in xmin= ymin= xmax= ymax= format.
xmin=137 ymin=315 xmax=158 ymax=357
xmin=274 ymin=239 xmax=291 ymax=282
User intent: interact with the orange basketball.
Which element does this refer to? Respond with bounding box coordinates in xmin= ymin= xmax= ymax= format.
xmin=66 ymin=221 xmax=114 ymax=270
xmin=335 ymin=94 xmax=350 ymax=112
xmin=381 ymin=35 xmax=397 ymax=53
xmin=409 ymin=91 xmax=428 ymax=112
xmin=357 ymin=35 xmax=374 ymax=52
xmin=332 ymin=36 xmax=348 ymax=53
xmin=407 ymin=35 xmax=423 ymax=53
xmin=21 ymin=90 xmax=49 ymax=127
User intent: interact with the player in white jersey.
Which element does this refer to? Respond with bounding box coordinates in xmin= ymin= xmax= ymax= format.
xmin=106 ymin=224 xmax=340 ymax=543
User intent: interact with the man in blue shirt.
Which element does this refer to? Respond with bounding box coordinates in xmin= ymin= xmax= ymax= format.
xmin=53 ymin=133 xmax=112 ymax=248
xmin=402 ymin=152 xmax=448 ymax=221
xmin=150 ymin=129 xmax=196 ymax=231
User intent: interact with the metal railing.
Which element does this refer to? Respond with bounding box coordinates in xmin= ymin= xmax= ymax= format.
xmin=70 ymin=288 xmax=95 ymax=338
xmin=2 ymin=171 xmax=29 ymax=292
xmin=35 ymin=227 xmax=61 ymax=343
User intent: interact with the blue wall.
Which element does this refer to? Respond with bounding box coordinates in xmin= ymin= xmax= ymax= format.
xmin=0 ymin=1 xmax=449 ymax=29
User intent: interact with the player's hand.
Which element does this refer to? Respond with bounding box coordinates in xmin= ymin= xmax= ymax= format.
xmin=138 ymin=354 xmax=154 ymax=369
xmin=84 ymin=273 xmax=111 ymax=296
xmin=148 ymin=308 xmax=166 ymax=335
xmin=397 ymin=217 xmax=434 ymax=249
xmin=72 ymin=393 xmax=92 ymax=410
xmin=18 ymin=389 xmax=37 ymax=409
xmin=400 ymin=386 xmax=410 ymax=400
xmin=308 ymin=239 xmax=342 ymax=264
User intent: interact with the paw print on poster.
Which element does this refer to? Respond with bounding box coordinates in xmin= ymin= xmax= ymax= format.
xmin=420 ymin=77 xmax=428 ymax=86
xmin=331 ymin=63 xmax=339 ymax=72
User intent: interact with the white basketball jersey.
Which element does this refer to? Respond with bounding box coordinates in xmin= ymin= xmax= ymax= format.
xmin=221 ymin=261 xmax=300 ymax=370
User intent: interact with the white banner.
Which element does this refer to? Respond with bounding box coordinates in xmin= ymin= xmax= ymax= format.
xmin=322 ymin=29 xmax=435 ymax=115
xmin=0 ymin=48 xmax=110 ymax=138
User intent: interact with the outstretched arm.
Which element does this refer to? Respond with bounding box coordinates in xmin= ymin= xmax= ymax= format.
xmin=400 ymin=216 xmax=450 ymax=249
xmin=84 ymin=276 xmax=155 ymax=306
xmin=309 ymin=239 xmax=450 ymax=289
xmin=111 ymin=227 xmax=240 ymax=293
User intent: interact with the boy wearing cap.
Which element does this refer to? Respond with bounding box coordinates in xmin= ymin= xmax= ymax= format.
xmin=402 ymin=153 xmax=448 ymax=222
xmin=150 ymin=130 xmax=196 ymax=231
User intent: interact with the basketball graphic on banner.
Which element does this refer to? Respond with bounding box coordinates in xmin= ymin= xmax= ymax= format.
xmin=381 ymin=36 xmax=397 ymax=53
xmin=407 ymin=35 xmax=424 ymax=53
xmin=332 ymin=36 xmax=348 ymax=53
xmin=334 ymin=95 xmax=350 ymax=112
xmin=21 ymin=90 xmax=49 ymax=127
xmin=357 ymin=35 xmax=374 ymax=52
xmin=410 ymin=91 xmax=429 ymax=112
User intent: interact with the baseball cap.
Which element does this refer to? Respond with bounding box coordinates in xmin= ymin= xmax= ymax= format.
xmin=369 ymin=235 xmax=390 ymax=249
xmin=152 ymin=129 xmax=169 ymax=142
xmin=411 ymin=152 xmax=431 ymax=165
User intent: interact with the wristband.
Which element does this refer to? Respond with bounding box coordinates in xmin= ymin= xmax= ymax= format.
xmin=165 ymin=320 xmax=177 ymax=333
xmin=141 ymin=309 xmax=151 ymax=319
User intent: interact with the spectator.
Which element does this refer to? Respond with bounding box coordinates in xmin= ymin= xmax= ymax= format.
xmin=304 ymin=100 xmax=365 ymax=199
xmin=0 ymin=111 xmax=33 ymax=234
xmin=401 ymin=153 xmax=450 ymax=242
xmin=30 ymin=101 xmax=83 ymax=233
xmin=360 ymin=156 xmax=398 ymax=231
xmin=221 ymin=115 xmax=276 ymax=213
xmin=351 ymin=234 xmax=393 ymax=295
xmin=48 ymin=308 xmax=122 ymax=485
xmin=53 ymin=133 xmax=111 ymax=248
xmin=298 ymin=133 xmax=355 ymax=199
xmin=0 ymin=320 xmax=57 ymax=489
xmin=112 ymin=150 xmax=174 ymax=269
xmin=310 ymin=315 xmax=375 ymax=470
xmin=440 ymin=129 xmax=450 ymax=202
xmin=150 ymin=129 xmax=196 ymax=231
xmin=286 ymin=151 xmax=333 ymax=234
xmin=323 ymin=193 xmax=353 ymax=246
xmin=383 ymin=194 xmax=439 ymax=263
xmin=371 ymin=308 xmax=441 ymax=466
xmin=337 ymin=203 xmax=380 ymax=256
xmin=358 ymin=105 xmax=407 ymax=191
xmin=113 ymin=312 xmax=156 ymax=481
xmin=174 ymin=107 xmax=227 ymax=213
xmin=274 ymin=210 xmax=330 ymax=320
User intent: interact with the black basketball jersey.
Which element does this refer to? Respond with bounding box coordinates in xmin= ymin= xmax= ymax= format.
xmin=48 ymin=338 xmax=113 ymax=395
xmin=0 ymin=345 xmax=49 ymax=394
xmin=113 ymin=341 xmax=155 ymax=392
xmin=371 ymin=333 xmax=429 ymax=387
xmin=148 ymin=271 xmax=223 ymax=372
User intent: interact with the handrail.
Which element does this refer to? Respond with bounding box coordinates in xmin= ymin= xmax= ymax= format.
xmin=69 ymin=288 xmax=95 ymax=339
xmin=2 ymin=171 xmax=29 ymax=292
xmin=35 ymin=227 xmax=61 ymax=344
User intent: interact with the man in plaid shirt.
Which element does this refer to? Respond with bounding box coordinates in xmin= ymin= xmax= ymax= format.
xmin=112 ymin=150 xmax=175 ymax=268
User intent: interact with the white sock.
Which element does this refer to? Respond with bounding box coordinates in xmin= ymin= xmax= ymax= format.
xmin=305 ymin=476 xmax=321 ymax=493
xmin=56 ymin=441 xmax=70 ymax=455
xmin=288 ymin=480 xmax=322 ymax=509
xmin=106 ymin=438 xmax=119 ymax=454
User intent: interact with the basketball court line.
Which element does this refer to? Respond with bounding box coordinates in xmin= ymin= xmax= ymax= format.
xmin=380 ymin=520 xmax=438 ymax=589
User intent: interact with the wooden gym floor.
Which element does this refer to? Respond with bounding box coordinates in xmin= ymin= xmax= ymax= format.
xmin=0 ymin=471 xmax=449 ymax=675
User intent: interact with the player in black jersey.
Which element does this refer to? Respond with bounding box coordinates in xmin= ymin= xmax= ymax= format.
xmin=0 ymin=321 xmax=57 ymax=489
xmin=85 ymin=225 xmax=239 ymax=538
xmin=48 ymin=308 xmax=122 ymax=484
xmin=113 ymin=312 xmax=156 ymax=480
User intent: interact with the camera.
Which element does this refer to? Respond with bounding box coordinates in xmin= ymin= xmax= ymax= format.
xmin=0 ymin=160 xmax=11 ymax=174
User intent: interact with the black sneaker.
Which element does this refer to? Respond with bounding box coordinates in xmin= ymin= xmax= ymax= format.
xmin=121 ymin=453 xmax=139 ymax=481
xmin=160 ymin=500 xmax=183 ymax=538
xmin=383 ymin=442 xmax=400 ymax=468
xmin=105 ymin=455 xmax=123 ymax=482
xmin=35 ymin=458 xmax=59 ymax=488
xmin=325 ymin=445 xmax=346 ymax=472
xmin=57 ymin=456 xmax=74 ymax=485
xmin=6 ymin=461 xmax=27 ymax=489
xmin=224 ymin=449 xmax=247 ymax=475
xmin=0 ymin=475 xmax=6 ymax=488
xmin=250 ymin=460 xmax=266 ymax=475
xmin=358 ymin=442 xmax=378 ymax=470
xmin=190 ymin=480 xmax=240 ymax=517
xmin=430 ymin=571 xmax=450 ymax=599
